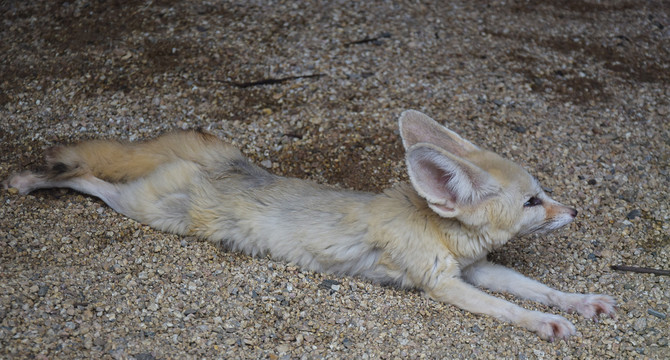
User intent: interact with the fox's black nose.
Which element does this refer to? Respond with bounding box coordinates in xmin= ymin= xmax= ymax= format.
xmin=569 ymin=208 xmax=578 ymax=218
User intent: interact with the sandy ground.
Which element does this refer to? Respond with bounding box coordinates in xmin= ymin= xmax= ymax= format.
xmin=1 ymin=0 xmax=668 ymax=358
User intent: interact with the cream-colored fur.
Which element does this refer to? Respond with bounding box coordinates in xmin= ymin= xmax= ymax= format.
xmin=4 ymin=110 xmax=615 ymax=340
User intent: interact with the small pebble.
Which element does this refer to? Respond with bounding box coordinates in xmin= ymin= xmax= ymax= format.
xmin=512 ymin=125 xmax=527 ymax=133
xmin=319 ymin=279 xmax=341 ymax=290
xmin=633 ymin=318 xmax=647 ymax=333
xmin=134 ymin=354 xmax=156 ymax=360
xmin=184 ymin=308 xmax=198 ymax=316
xmin=626 ymin=209 xmax=642 ymax=220
xmin=647 ymin=309 xmax=666 ymax=319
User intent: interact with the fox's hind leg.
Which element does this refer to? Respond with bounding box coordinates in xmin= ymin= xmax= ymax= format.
xmin=4 ymin=141 xmax=130 ymax=212
xmin=5 ymin=130 xmax=246 ymax=236
xmin=4 ymin=143 xmax=97 ymax=195
xmin=5 ymin=159 xmax=202 ymax=235
xmin=4 ymin=133 xmax=216 ymax=236
xmin=5 ymin=170 xmax=130 ymax=215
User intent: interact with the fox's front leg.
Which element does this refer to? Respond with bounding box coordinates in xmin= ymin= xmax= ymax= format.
xmin=425 ymin=276 xmax=576 ymax=341
xmin=462 ymin=260 xmax=616 ymax=319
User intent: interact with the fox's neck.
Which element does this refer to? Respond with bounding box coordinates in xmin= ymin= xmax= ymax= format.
xmin=372 ymin=183 xmax=510 ymax=261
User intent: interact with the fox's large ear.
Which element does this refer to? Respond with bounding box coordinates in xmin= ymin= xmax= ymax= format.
xmin=399 ymin=110 xmax=479 ymax=156
xmin=406 ymin=143 xmax=499 ymax=217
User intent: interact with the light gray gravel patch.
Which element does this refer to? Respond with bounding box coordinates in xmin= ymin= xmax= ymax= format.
xmin=1 ymin=0 xmax=668 ymax=358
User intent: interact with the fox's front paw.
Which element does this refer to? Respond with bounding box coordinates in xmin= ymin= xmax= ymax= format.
xmin=571 ymin=294 xmax=616 ymax=320
xmin=524 ymin=312 xmax=576 ymax=341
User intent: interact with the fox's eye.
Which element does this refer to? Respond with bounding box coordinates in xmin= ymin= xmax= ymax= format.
xmin=523 ymin=196 xmax=542 ymax=207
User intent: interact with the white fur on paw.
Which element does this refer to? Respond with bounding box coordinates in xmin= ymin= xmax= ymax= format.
xmin=4 ymin=172 xmax=41 ymax=195
xmin=527 ymin=312 xmax=576 ymax=341
xmin=573 ymin=294 xmax=616 ymax=320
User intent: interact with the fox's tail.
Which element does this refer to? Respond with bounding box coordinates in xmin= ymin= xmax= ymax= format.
xmin=44 ymin=130 xmax=231 ymax=183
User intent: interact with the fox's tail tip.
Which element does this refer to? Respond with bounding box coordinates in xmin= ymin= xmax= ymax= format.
xmin=44 ymin=145 xmax=61 ymax=160
xmin=40 ymin=146 xmax=89 ymax=180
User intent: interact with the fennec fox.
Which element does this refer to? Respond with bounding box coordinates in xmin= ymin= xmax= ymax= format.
xmin=4 ymin=110 xmax=614 ymax=340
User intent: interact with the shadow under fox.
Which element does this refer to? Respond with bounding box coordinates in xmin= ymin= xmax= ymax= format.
xmin=4 ymin=110 xmax=615 ymax=340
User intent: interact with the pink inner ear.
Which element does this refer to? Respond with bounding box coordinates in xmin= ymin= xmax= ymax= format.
xmin=416 ymin=158 xmax=458 ymax=204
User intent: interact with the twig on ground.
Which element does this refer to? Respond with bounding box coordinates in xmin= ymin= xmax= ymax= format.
xmin=344 ymin=32 xmax=392 ymax=46
xmin=225 ymin=74 xmax=326 ymax=88
xmin=610 ymin=265 xmax=670 ymax=276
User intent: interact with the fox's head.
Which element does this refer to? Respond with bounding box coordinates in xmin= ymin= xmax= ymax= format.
xmin=399 ymin=110 xmax=577 ymax=241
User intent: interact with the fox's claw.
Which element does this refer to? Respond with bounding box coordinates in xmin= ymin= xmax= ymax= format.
xmin=559 ymin=293 xmax=616 ymax=320
xmin=574 ymin=294 xmax=616 ymax=319
xmin=529 ymin=312 xmax=576 ymax=341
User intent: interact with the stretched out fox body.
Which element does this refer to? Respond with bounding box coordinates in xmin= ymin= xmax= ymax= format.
xmin=5 ymin=110 xmax=615 ymax=340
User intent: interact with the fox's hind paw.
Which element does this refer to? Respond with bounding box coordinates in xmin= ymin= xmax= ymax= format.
xmin=4 ymin=172 xmax=44 ymax=195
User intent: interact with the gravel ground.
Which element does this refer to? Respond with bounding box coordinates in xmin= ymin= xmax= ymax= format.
xmin=1 ymin=0 xmax=668 ymax=358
